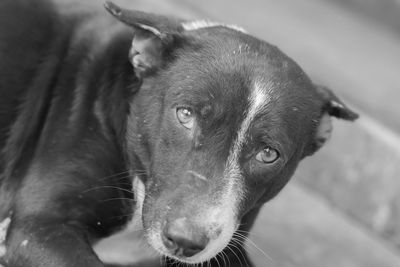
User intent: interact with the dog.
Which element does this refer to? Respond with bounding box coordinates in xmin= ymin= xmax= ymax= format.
xmin=0 ymin=0 xmax=358 ymax=266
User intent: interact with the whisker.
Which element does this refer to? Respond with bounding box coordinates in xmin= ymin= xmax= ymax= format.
xmin=215 ymin=254 xmax=221 ymax=267
xmin=235 ymin=229 xmax=253 ymax=236
xmin=97 ymin=169 xmax=148 ymax=182
xmin=229 ymin=239 xmax=249 ymax=267
xmin=226 ymin=244 xmax=243 ymax=267
xmin=83 ymin=185 xmax=134 ymax=194
xmin=215 ymin=252 xmax=221 ymax=267
xmin=100 ymin=197 xmax=135 ymax=203
xmin=113 ymin=183 xmax=132 ymax=187
xmin=234 ymin=232 xmax=273 ymax=262
xmin=109 ymin=174 xmax=134 ymax=182
xmin=97 ymin=170 xmax=130 ymax=181
xmin=221 ymin=250 xmax=230 ymax=267
xmin=231 ymin=237 xmax=245 ymax=249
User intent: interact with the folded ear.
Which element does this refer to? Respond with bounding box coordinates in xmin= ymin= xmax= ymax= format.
xmin=316 ymin=85 xmax=359 ymax=121
xmin=104 ymin=1 xmax=183 ymax=76
xmin=312 ymin=85 xmax=359 ymax=151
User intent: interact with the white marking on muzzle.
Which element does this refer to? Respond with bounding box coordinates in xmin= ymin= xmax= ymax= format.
xmin=132 ymin=175 xmax=145 ymax=225
xmin=0 ymin=217 xmax=11 ymax=258
xmin=182 ymin=20 xmax=246 ymax=33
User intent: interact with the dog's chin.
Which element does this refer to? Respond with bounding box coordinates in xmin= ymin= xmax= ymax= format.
xmin=145 ymin=221 xmax=238 ymax=264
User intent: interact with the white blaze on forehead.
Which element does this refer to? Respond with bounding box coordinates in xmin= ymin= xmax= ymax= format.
xmin=226 ymin=81 xmax=270 ymax=181
xmin=182 ymin=20 xmax=247 ymax=33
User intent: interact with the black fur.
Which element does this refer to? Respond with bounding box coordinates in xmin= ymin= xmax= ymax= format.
xmin=0 ymin=1 xmax=357 ymax=266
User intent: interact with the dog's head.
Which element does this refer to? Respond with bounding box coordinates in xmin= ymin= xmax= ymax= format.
xmin=105 ymin=2 xmax=358 ymax=264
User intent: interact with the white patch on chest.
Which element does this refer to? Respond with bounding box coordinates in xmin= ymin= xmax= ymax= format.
xmin=0 ymin=217 xmax=11 ymax=258
xmin=93 ymin=176 xmax=158 ymax=265
xmin=182 ymin=20 xmax=246 ymax=33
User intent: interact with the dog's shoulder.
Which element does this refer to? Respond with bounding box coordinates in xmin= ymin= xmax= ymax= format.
xmin=0 ymin=0 xmax=129 ymax=203
xmin=0 ymin=0 xmax=61 ymax=148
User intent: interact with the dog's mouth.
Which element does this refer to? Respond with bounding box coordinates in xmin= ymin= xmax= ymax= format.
xmin=144 ymin=210 xmax=239 ymax=264
xmin=133 ymin=176 xmax=240 ymax=264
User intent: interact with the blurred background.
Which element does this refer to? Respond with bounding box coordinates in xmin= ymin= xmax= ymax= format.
xmin=55 ymin=0 xmax=400 ymax=266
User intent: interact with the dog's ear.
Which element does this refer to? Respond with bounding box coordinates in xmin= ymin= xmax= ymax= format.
xmin=104 ymin=1 xmax=183 ymax=76
xmin=316 ymin=85 xmax=359 ymax=121
xmin=312 ymin=85 xmax=359 ymax=151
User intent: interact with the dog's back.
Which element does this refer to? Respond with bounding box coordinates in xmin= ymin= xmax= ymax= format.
xmin=0 ymin=0 xmax=60 ymax=215
xmin=0 ymin=0 xmax=57 ymax=142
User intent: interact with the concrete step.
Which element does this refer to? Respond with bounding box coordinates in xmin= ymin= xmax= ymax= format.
xmin=329 ymin=0 xmax=400 ymax=35
xmin=296 ymin=115 xmax=400 ymax=248
xmin=251 ymin=181 xmax=400 ymax=267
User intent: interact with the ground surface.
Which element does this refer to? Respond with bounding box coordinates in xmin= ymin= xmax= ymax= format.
xmin=54 ymin=0 xmax=400 ymax=266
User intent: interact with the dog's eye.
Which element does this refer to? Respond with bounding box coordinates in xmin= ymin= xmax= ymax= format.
xmin=176 ymin=107 xmax=194 ymax=129
xmin=255 ymin=147 xmax=279 ymax=164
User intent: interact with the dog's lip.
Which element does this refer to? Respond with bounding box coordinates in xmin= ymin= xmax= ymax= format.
xmin=157 ymin=247 xmax=204 ymax=263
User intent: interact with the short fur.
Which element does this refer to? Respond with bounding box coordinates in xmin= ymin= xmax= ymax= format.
xmin=0 ymin=1 xmax=357 ymax=266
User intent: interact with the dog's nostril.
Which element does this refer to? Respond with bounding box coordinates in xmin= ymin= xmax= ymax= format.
xmin=162 ymin=234 xmax=179 ymax=251
xmin=180 ymin=246 xmax=203 ymax=257
xmin=162 ymin=219 xmax=209 ymax=258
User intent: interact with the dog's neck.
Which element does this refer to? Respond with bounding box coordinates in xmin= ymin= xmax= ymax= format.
xmin=60 ymin=23 xmax=139 ymax=151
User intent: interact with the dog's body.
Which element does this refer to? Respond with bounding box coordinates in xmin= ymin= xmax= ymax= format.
xmin=0 ymin=0 xmax=358 ymax=266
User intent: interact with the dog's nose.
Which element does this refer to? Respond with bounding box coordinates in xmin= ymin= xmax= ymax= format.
xmin=162 ymin=218 xmax=209 ymax=257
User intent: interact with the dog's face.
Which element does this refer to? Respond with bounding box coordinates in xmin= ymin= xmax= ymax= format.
xmin=106 ymin=2 xmax=358 ymax=264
